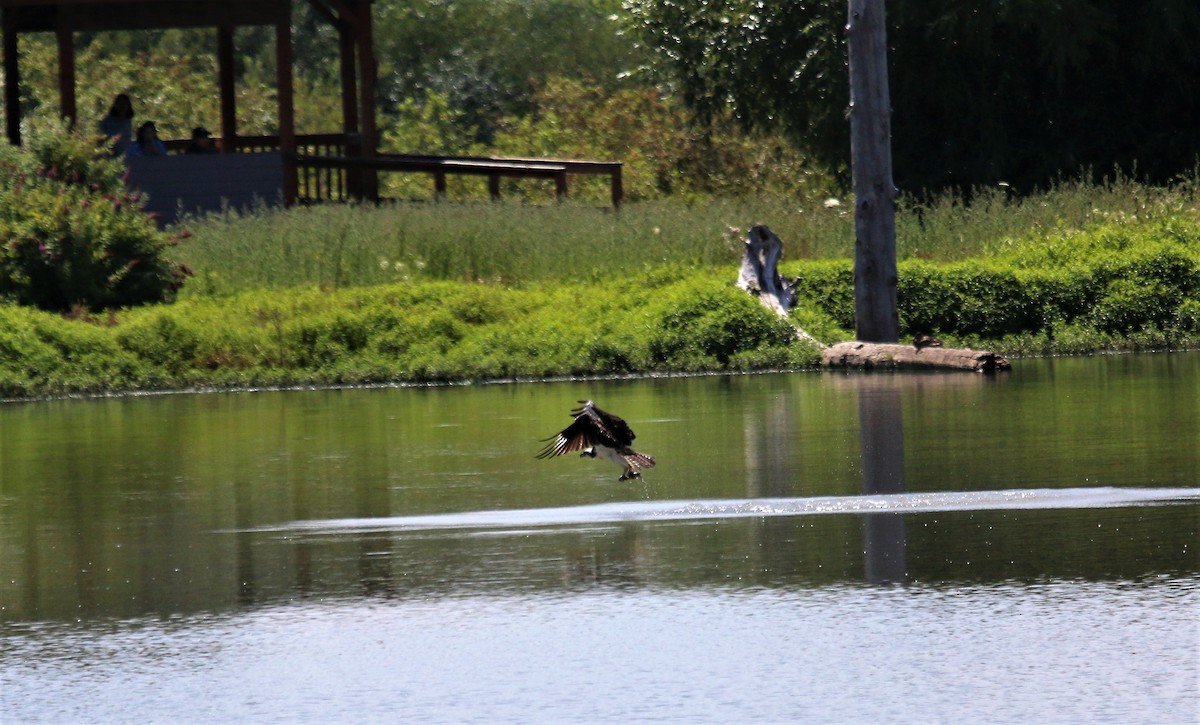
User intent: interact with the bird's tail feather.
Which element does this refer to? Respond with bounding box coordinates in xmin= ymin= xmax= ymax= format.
xmin=626 ymin=451 xmax=656 ymax=471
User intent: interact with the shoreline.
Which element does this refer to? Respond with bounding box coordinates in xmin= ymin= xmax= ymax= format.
xmin=5 ymin=346 xmax=1196 ymax=406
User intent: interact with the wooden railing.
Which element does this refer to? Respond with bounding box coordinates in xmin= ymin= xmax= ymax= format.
xmin=293 ymin=152 xmax=623 ymax=208
xmin=164 ymin=133 xmax=354 ymax=202
xmin=161 ymin=133 xmax=623 ymax=208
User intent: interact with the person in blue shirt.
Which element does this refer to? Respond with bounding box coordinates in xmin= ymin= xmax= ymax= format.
xmin=127 ymin=121 xmax=168 ymax=157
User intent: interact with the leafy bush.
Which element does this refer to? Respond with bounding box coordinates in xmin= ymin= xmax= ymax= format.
xmin=643 ymin=280 xmax=797 ymax=369
xmin=786 ymin=216 xmax=1200 ymax=343
xmin=0 ymin=119 xmax=191 ymax=312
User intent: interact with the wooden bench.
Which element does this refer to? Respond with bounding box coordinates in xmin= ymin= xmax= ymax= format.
xmin=294 ymin=152 xmax=623 ymax=208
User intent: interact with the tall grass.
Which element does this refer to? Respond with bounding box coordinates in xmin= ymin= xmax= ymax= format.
xmin=174 ymin=172 xmax=1199 ymax=297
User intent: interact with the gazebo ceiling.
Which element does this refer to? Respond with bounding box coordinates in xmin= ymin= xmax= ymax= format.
xmin=0 ymin=0 xmax=289 ymax=33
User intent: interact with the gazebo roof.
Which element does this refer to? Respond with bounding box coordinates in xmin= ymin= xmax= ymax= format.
xmin=0 ymin=0 xmax=290 ymax=33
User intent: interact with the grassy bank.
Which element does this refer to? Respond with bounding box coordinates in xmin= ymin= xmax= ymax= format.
xmin=175 ymin=171 xmax=1198 ymax=294
xmin=0 ymin=267 xmax=818 ymax=396
xmin=1 ymin=179 xmax=1198 ymax=399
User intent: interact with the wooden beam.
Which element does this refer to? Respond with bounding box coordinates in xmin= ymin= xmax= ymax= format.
xmin=340 ymin=25 xmax=361 ymax=199
xmin=338 ymin=22 xmax=357 ymax=134
xmin=276 ymin=12 xmax=297 ymax=203
xmin=353 ymin=0 xmax=377 ymax=200
xmin=3 ymin=17 xmax=20 ymax=145
xmin=56 ymin=25 xmax=75 ymax=126
xmin=303 ymin=0 xmax=339 ymax=28
xmin=3 ymin=1 xmax=288 ymax=33
xmin=217 ymin=24 xmax=237 ymax=150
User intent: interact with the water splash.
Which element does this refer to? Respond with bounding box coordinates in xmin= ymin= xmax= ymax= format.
xmin=241 ymin=487 xmax=1200 ymax=536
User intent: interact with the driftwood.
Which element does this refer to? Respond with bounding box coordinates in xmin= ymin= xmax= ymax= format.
xmin=735 ymin=224 xmax=824 ymax=347
xmin=733 ymin=224 xmax=1010 ymax=373
xmin=822 ymin=341 xmax=1011 ymax=373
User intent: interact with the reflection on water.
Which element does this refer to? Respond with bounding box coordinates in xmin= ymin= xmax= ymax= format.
xmin=1 ymin=352 xmax=1197 ymax=722
xmin=859 ymin=383 xmax=908 ymax=583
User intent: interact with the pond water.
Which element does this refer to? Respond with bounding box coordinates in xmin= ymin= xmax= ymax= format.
xmin=2 ymin=352 xmax=1197 ymax=723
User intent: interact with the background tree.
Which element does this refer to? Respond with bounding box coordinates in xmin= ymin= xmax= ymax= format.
xmin=373 ymin=0 xmax=644 ymax=143
xmin=622 ymin=0 xmax=1200 ymax=193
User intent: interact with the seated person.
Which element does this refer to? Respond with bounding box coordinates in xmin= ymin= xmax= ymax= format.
xmin=185 ymin=126 xmax=218 ymax=154
xmin=127 ymin=121 xmax=167 ymax=157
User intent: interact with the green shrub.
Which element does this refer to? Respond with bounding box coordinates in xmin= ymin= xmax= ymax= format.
xmin=0 ymin=119 xmax=191 ymax=312
xmin=1089 ymin=278 xmax=1175 ymax=333
xmin=788 ymin=260 xmax=855 ymax=329
xmin=644 ymin=280 xmax=797 ymax=368
xmin=1176 ymin=300 xmax=1200 ymax=333
xmin=115 ymin=313 xmax=201 ymax=373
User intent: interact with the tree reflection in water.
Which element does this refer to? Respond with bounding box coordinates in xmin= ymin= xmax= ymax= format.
xmin=858 ymin=384 xmax=907 ymax=584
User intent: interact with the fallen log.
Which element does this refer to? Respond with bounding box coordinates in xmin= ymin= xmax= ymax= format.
xmin=822 ymin=341 xmax=1011 ymax=372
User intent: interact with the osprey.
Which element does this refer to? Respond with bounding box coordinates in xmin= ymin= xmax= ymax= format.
xmin=536 ymin=400 xmax=656 ymax=481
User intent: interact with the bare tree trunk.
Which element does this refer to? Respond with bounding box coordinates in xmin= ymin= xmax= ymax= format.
xmin=848 ymin=0 xmax=899 ymax=343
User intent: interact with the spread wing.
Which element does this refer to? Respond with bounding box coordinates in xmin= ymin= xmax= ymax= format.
xmin=577 ymin=400 xmax=636 ymax=447
xmin=536 ymin=400 xmax=635 ymax=459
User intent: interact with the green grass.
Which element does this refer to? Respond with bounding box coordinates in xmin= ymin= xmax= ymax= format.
xmin=174 ymin=171 xmax=1199 ymax=297
xmin=0 ymin=267 xmax=820 ymax=397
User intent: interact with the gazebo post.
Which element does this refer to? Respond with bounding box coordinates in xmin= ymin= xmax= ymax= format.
xmin=55 ymin=25 xmax=76 ymax=127
xmin=217 ymin=24 xmax=237 ymax=152
xmin=3 ymin=15 xmax=19 ymax=145
xmin=339 ymin=21 xmax=361 ymax=199
xmin=276 ymin=8 xmax=297 ymax=204
xmin=338 ymin=24 xmax=358 ymax=135
xmin=353 ymin=0 xmax=377 ymax=201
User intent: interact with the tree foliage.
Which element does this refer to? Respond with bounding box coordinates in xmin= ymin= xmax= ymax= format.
xmin=622 ymin=0 xmax=1200 ymax=193
xmin=373 ymin=0 xmax=645 ymax=142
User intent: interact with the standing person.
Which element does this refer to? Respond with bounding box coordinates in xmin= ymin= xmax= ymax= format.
xmin=98 ymin=93 xmax=135 ymax=156
xmin=126 ymin=121 xmax=167 ymax=157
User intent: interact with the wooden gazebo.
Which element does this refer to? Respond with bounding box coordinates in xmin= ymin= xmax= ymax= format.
xmin=1 ymin=0 xmax=377 ymax=205
xmin=1 ymin=0 xmax=622 ymax=217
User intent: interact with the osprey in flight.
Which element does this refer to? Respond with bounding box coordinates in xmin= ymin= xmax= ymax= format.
xmin=536 ymin=400 xmax=656 ymax=480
